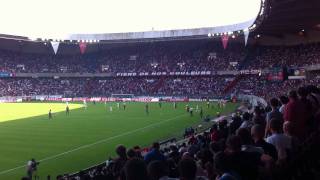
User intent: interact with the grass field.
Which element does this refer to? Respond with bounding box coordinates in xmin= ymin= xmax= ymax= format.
xmin=0 ymin=101 xmax=238 ymax=179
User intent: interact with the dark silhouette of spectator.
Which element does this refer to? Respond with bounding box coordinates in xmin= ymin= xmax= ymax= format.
xmin=214 ymin=151 xmax=241 ymax=180
xmin=178 ymin=158 xmax=198 ymax=180
xmin=144 ymin=142 xmax=166 ymax=164
xmin=265 ymin=98 xmax=283 ymax=137
xmin=251 ymin=124 xmax=278 ymax=161
xmin=123 ymin=158 xmax=148 ymax=180
xmin=113 ymin=145 xmax=128 ymax=178
xmin=284 ymin=90 xmax=307 ymax=140
xmin=279 ymin=95 xmax=289 ymax=114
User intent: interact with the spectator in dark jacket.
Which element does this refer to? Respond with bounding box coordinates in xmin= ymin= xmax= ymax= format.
xmin=144 ymin=142 xmax=166 ymax=164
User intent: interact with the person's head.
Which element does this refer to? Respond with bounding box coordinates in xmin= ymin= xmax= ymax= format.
xmin=147 ymin=160 xmax=168 ymax=180
xmin=170 ymin=145 xmax=178 ymax=152
xmin=152 ymin=142 xmax=160 ymax=150
xmin=283 ymin=121 xmax=293 ymax=136
xmin=270 ymin=98 xmax=279 ymax=109
xmin=124 ymin=158 xmax=148 ymax=180
xmin=127 ymin=148 xmax=137 ymax=159
xmin=254 ymin=106 xmax=261 ymax=116
xmin=269 ymin=118 xmax=282 ymax=134
xmin=279 ymin=95 xmax=289 ymax=105
xmin=211 ymin=124 xmax=218 ymax=131
xmin=298 ymin=86 xmax=308 ymax=98
xmin=225 ymin=135 xmax=242 ymax=153
xmin=196 ymin=149 xmax=213 ymax=165
xmin=288 ymin=90 xmax=298 ymax=100
xmin=242 ymin=112 xmax=251 ymax=121
xmin=116 ymin=145 xmax=127 ymax=158
xmin=178 ymin=158 xmax=197 ymax=180
xmin=236 ymin=128 xmax=253 ymax=145
xmin=251 ymin=124 xmax=265 ymax=142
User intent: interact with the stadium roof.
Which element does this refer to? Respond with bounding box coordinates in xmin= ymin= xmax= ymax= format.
xmin=255 ymin=0 xmax=320 ymax=36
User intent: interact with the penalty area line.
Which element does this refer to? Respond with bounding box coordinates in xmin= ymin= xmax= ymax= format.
xmin=0 ymin=113 xmax=188 ymax=175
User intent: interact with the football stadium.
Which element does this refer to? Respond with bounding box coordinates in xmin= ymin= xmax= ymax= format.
xmin=0 ymin=0 xmax=320 ymax=180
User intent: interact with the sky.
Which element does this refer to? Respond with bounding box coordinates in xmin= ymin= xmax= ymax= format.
xmin=0 ymin=0 xmax=261 ymax=39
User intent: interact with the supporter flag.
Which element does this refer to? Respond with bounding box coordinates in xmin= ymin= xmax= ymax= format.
xmin=221 ymin=35 xmax=229 ymax=49
xmin=244 ymin=30 xmax=250 ymax=46
xmin=50 ymin=41 xmax=60 ymax=54
xmin=79 ymin=42 xmax=87 ymax=54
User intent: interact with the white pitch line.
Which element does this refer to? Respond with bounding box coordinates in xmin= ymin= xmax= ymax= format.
xmin=0 ymin=113 xmax=188 ymax=175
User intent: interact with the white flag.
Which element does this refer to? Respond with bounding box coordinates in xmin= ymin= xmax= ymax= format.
xmin=50 ymin=41 xmax=60 ymax=54
xmin=244 ymin=30 xmax=249 ymax=46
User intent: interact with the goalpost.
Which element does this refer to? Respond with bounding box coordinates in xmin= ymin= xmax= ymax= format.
xmin=111 ymin=94 xmax=135 ymax=98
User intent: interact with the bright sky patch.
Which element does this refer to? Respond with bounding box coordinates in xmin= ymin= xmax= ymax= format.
xmin=0 ymin=0 xmax=261 ymax=39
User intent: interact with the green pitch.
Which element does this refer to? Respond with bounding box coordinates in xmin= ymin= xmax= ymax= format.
xmin=0 ymin=101 xmax=238 ymax=179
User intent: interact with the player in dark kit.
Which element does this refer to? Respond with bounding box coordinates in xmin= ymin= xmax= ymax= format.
xmin=66 ymin=106 xmax=70 ymax=115
xmin=49 ymin=109 xmax=52 ymax=119
xmin=200 ymin=107 xmax=203 ymax=118
xmin=174 ymin=102 xmax=177 ymax=109
xmin=123 ymin=103 xmax=126 ymax=110
xmin=159 ymin=101 xmax=162 ymax=108
xmin=145 ymin=103 xmax=149 ymax=115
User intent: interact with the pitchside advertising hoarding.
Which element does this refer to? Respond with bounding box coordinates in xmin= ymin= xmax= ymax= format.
xmin=0 ymin=96 xmax=232 ymax=103
xmin=21 ymin=96 xmax=190 ymax=103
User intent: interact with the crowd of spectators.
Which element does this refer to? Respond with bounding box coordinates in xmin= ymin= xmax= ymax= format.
xmin=1 ymin=42 xmax=320 ymax=74
xmin=0 ymin=77 xmax=230 ymax=98
xmin=1 ymin=75 xmax=320 ymax=100
xmin=246 ymin=43 xmax=320 ymax=69
xmin=46 ymin=84 xmax=320 ymax=180
xmin=0 ymin=41 xmax=245 ymax=74
xmin=234 ymin=75 xmax=320 ymax=100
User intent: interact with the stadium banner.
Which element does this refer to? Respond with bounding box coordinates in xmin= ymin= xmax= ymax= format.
xmin=79 ymin=42 xmax=87 ymax=54
xmin=50 ymin=41 xmax=60 ymax=54
xmin=239 ymin=69 xmax=261 ymax=75
xmin=221 ymin=35 xmax=229 ymax=49
xmin=115 ymin=71 xmax=213 ymax=77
